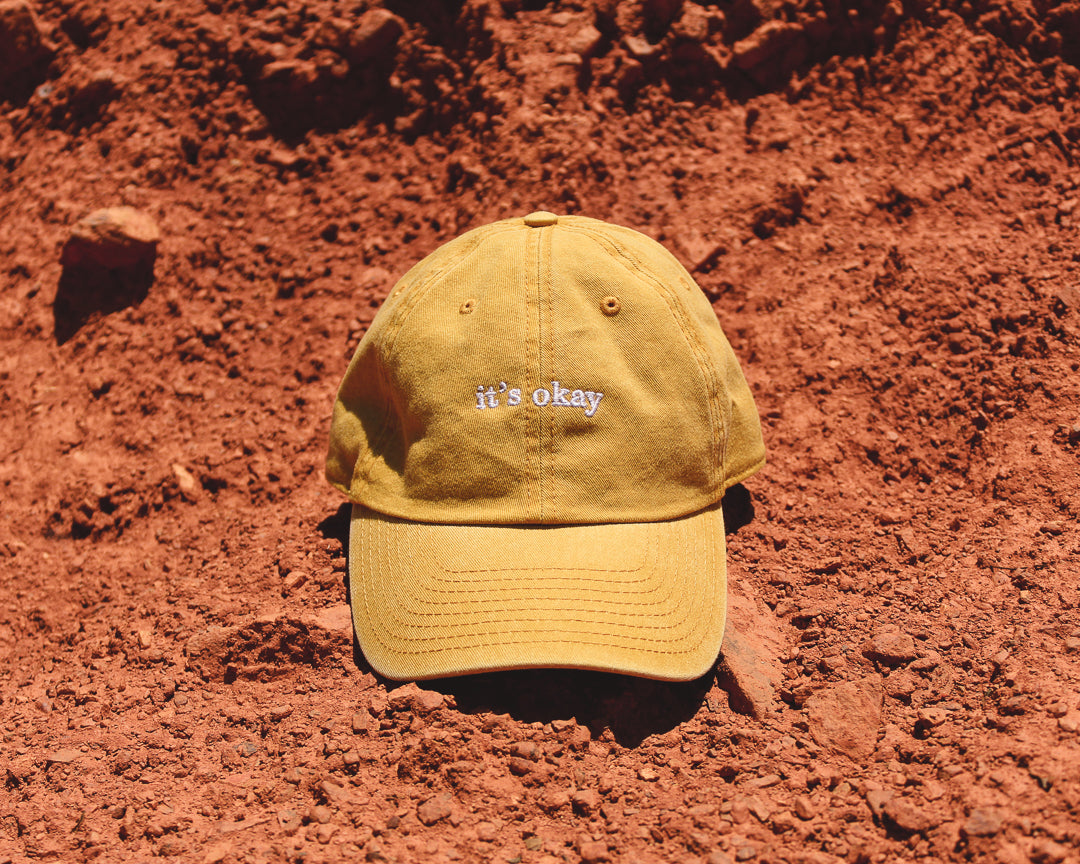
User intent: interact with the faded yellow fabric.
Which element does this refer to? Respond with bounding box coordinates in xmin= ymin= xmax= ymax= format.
xmin=326 ymin=213 xmax=765 ymax=523
xmin=349 ymin=501 xmax=727 ymax=681
xmin=325 ymin=212 xmax=766 ymax=681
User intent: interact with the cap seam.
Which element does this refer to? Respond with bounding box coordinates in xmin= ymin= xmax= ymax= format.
xmin=544 ymin=225 xmax=556 ymax=521
xmin=566 ymin=224 xmax=726 ymax=495
xmin=353 ymin=223 xmax=515 ymax=493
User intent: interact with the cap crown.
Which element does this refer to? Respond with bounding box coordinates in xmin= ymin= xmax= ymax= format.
xmin=327 ymin=214 xmax=764 ymax=524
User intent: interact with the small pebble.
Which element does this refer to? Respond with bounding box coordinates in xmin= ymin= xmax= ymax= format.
xmin=277 ymin=809 xmax=301 ymax=832
xmin=417 ymin=794 xmax=452 ymax=826
xmin=571 ymin=789 xmax=601 ymax=815
xmin=577 ymin=839 xmax=609 ymax=863
xmin=962 ymin=808 xmax=1002 ymax=837
xmin=309 ymin=805 xmax=333 ymax=825
xmin=283 ymin=766 xmax=304 ymax=784
xmin=917 ymin=706 xmax=948 ymax=727
xmin=863 ymin=631 xmax=917 ymax=666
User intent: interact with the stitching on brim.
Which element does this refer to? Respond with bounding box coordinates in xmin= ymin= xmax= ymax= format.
xmin=353 ymin=505 xmax=722 ymax=656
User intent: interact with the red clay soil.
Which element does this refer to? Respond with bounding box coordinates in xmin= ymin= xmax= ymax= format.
xmin=2 ymin=0 xmax=1080 ymax=862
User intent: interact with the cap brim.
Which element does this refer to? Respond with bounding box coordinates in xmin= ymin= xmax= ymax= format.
xmin=347 ymin=501 xmax=727 ymax=681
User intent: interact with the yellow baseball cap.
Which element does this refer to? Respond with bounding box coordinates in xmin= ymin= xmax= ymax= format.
xmin=326 ymin=212 xmax=765 ymax=681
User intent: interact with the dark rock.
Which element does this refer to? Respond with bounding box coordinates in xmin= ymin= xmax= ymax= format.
xmin=345 ymin=9 xmax=405 ymax=66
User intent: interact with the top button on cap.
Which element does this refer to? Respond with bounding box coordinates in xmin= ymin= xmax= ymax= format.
xmin=523 ymin=211 xmax=558 ymax=227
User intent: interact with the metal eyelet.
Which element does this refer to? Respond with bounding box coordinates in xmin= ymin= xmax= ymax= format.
xmin=460 ymin=298 xmax=476 ymax=314
xmin=601 ymin=295 xmax=621 ymax=316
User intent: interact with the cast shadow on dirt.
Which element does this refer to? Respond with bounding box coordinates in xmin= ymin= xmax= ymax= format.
xmin=318 ymin=486 xmax=755 ymax=748
xmin=52 ymin=256 xmax=156 ymax=344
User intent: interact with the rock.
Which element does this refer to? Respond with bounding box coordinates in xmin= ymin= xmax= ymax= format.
xmin=805 ymin=678 xmax=882 ymax=760
xmin=794 ymin=795 xmax=815 ymax=820
xmin=201 ymin=842 xmax=231 ymax=864
xmin=732 ymin=21 xmax=807 ymax=82
xmin=916 ymin=706 xmax=947 ymax=728
xmin=319 ymin=780 xmax=347 ymax=802
xmin=569 ymin=24 xmax=603 ymax=58
xmin=283 ymin=766 xmax=304 ymax=785
xmin=417 ymin=794 xmax=452 ymax=826
xmin=62 ymin=207 xmax=160 ymax=270
xmin=172 ymin=464 xmax=201 ymax=500
xmin=0 ymin=0 xmax=51 ymax=90
xmin=673 ymin=4 xmax=712 ymax=42
xmin=962 ymin=808 xmax=1002 ymax=837
xmin=908 ymin=652 xmax=940 ymax=672
xmin=277 ymin=809 xmax=301 ymax=832
xmin=884 ymin=669 xmax=919 ymax=703
xmin=345 ymin=9 xmax=405 ymax=66
xmin=734 ymin=843 xmax=758 ymax=861
xmin=572 ymin=789 xmax=601 ymax=815
xmin=309 ymin=604 xmax=352 ymax=635
xmin=706 ymin=852 xmax=735 ymax=864
xmin=717 ymin=592 xmax=784 ymax=719
xmin=865 ymin=788 xmax=893 ymax=819
xmin=184 ymin=625 xmax=240 ymax=680
xmin=1030 ymin=839 xmax=1070 ymax=863
xmin=54 ymin=206 xmax=161 ymax=341
xmin=623 ymin=34 xmax=662 ymax=59
xmin=46 ymin=748 xmax=80 ymax=764
xmin=883 ymin=797 xmax=937 ymax=835
xmin=539 ymin=789 xmax=570 ymax=812
xmin=863 ymin=631 xmax=918 ymax=666
xmin=509 ymin=741 xmax=539 ymax=760
xmin=577 ymin=839 xmax=609 ymax=862
xmin=309 ymin=805 xmax=333 ymax=824
xmin=637 ymin=765 xmax=659 ymax=781
xmin=387 ymin=682 xmax=446 ymax=715
xmin=508 ymin=756 xmax=533 ymax=776
xmin=744 ymin=795 xmax=770 ymax=822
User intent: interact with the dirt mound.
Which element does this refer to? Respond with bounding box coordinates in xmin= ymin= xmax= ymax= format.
xmin=1 ymin=0 xmax=1079 ymax=862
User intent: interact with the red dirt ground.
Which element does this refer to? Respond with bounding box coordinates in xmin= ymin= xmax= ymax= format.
xmin=2 ymin=0 xmax=1079 ymax=862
